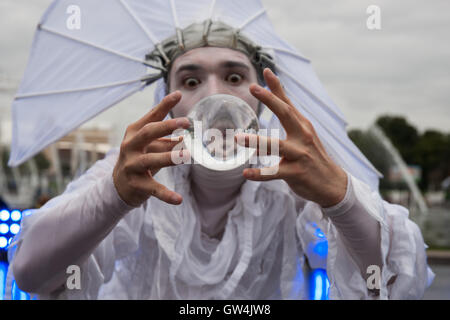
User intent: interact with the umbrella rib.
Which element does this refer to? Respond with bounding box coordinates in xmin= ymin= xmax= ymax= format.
xmin=208 ymin=0 xmax=217 ymax=20
xmin=10 ymin=82 xmax=146 ymax=167
xmin=262 ymin=45 xmax=311 ymax=63
xmin=15 ymin=78 xmax=144 ymax=100
xmin=170 ymin=0 xmax=180 ymax=28
xmin=39 ymin=25 xmax=154 ymax=67
xmin=277 ymin=65 xmax=348 ymax=125
xmin=238 ymin=8 xmax=266 ymax=30
xmin=118 ymin=0 xmax=159 ymax=45
xmin=284 ymin=86 xmax=382 ymax=177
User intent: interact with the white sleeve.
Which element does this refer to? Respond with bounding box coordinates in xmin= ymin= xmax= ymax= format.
xmin=296 ymin=172 xmax=434 ymax=300
xmin=321 ymin=171 xmax=383 ymax=284
xmin=6 ymin=147 xmax=141 ymax=299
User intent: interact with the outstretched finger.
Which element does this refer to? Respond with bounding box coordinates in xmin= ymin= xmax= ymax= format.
xmin=235 ymin=133 xmax=299 ymax=160
xmin=242 ymin=165 xmax=284 ymax=181
xmin=144 ymin=136 xmax=184 ymax=153
xmin=263 ymin=68 xmax=293 ymax=106
xmin=249 ymin=84 xmax=299 ymax=135
xmin=130 ymin=118 xmax=190 ymax=151
xmin=134 ymin=150 xmax=191 ymax=173
xmin=132 ymin=91 xmax=182 ymax=130
xmin=148 ymin=180 xmax=183 ymax=205
xmin=262 ymin=68 xmax=308 ymax=123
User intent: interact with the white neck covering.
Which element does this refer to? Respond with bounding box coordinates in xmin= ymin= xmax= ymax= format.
xmin=147 ymin=161 xmax=303 ymax=299
xmin=190 ymin=163 xmax=249 ymax=240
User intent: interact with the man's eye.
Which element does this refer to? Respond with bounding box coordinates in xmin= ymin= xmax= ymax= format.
xmin=226 ymin=73 xmax=243 ymax=84
xmin=183 ymin=77 xmax=200 ymax=88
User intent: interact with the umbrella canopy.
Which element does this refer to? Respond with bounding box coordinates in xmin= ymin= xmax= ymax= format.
xmin=9 ymin=0 xmax=382 ymax=190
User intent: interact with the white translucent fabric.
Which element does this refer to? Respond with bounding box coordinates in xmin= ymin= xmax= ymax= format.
xmin=9 ymin=0 xmax=381 ymax=193
xmin=9 ymin=0 xmax=151 ymax=165
xmin=5 ymin=147 xmax=433 ymax=300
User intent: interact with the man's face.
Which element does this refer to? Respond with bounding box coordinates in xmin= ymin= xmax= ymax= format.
xmin=167 ymin=47 xmax=260 ymax=118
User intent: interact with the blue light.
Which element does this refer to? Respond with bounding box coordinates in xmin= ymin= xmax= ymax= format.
xmin=0 ymin=224 xmax=9 ymax=234
xmin=12 ymin=280 xmax=30 ymax=300
xmin=0 ymin=237 xmax=7 ymax=249
xmin=22 ymin=209 xmax=34 ymax=218
xmin=10 ymin=224 xmax=20 ymax=235
xmin=310 ymin=268 xmax=330 ymax=300
xmin=0 ymin=210 xmax=9 ymax=222
xmin=314 ymin=272 xmax=323 ymax=300
xmin=10 ymin=210 xmax=21 ymax=222
xmin=315 ymin=228 xmax=325 ymax=238
xmin=0 ymin=262 xmax=7 ymax=300
xmin=313 ymin=241 xmax=328 ymax=257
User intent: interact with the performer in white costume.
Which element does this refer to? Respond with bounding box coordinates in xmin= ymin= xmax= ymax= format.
xmin=6 ymin=1 xmax=433 ymax=300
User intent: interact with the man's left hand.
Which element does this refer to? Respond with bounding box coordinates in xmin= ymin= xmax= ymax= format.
xmin=235 ymin=68 xmax=347 ymax=208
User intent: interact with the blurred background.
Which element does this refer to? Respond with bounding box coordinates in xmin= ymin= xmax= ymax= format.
xmin=0 ymin=0 xmax=449 ymax=300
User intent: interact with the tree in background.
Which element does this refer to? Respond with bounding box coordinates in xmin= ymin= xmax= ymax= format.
xmin=415 ymin=130 xmax=450 ymax=191
xmin=348 ymin=128 xmax=393 ymax=191
xmin=349 ymin=115 xmax=450 ymax=192
xmin=376 ymin=115 xmax=420 ymax=165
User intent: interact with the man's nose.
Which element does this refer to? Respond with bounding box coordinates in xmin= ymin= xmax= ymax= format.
xmin=205 ymin=76 xmax=231 ymax=96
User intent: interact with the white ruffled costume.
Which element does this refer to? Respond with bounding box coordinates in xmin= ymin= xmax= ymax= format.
xmin=5 ymin=140 xmax=434 ymax=300
xmin=5 ymin=80 xmax=434 ymax=300
xmin=5 ymin=0 xmax=434 ymax=300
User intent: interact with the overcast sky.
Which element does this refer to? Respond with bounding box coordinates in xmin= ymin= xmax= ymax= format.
xmin=1 ymin=0 xmax=449 ymax=145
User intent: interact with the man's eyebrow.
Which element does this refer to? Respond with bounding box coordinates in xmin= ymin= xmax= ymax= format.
xmin=219 ymin=61 xmax=251 ymax=71
xmin=174 ymin=60 xmax=251 ymax=76
xmin=174 ymin=64 xmax=204 ymax=75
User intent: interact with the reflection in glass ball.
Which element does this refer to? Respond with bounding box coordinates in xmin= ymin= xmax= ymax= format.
xmin=183 ymin=94 xmax=259 ymax=171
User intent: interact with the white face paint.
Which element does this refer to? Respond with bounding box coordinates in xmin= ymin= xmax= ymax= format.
xmin=167 ymin=46 xmax=262 ymax=172
xmin=168 ymin=46 xmax=260 ymax=118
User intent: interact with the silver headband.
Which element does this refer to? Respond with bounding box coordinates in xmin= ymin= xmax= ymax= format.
xmin=144 ymin=19 xmax=276 ymax=86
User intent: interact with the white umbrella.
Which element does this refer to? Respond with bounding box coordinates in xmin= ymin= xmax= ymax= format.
xmin=8 ymin=0 xmax=382 ymax=190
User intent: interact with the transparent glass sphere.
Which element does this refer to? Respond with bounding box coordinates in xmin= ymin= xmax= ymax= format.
xmin=182 ymin=94 xmax=260 ymax=171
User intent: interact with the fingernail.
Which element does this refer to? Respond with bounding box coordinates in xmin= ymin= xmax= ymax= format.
xmin=253 ymin=86 xmax=262 ymax=94
xmin=171 ymin=135 xmax=183 ymax=141
xmin=171 ymin=194 xmax=181 ymax=203
xmin=176 ymin=118 xmax=189 ymax=128
xmin=171 ymin=91 xmax=181 ymax=101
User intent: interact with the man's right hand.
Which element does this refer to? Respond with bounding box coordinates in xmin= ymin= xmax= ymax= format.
xmin=113 ymin=91 xmax=191 ymax=207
